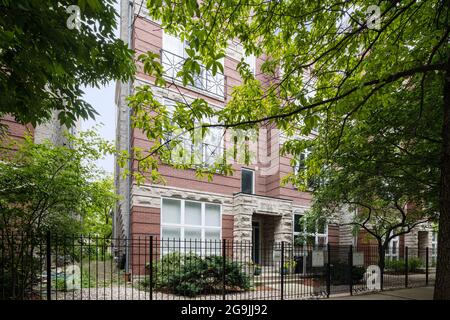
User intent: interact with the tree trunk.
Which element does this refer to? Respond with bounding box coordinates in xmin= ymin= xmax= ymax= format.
xmin=434 ymin=57 xmax=450 ymax=299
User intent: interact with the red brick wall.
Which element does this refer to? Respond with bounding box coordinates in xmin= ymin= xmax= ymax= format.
xmin=357 ymin=229 xmax=378 ymax=247
xmin=130 ymin=16 xmax=314 ymax=207
xmin=222 ymin=214 xmax=234 ymax=242
xmin=131 ymin=206 xmax=160 ymax=237
xmin=129 ymin=205 xmax=160 ymax=274
xmin=399 ymin=234 xmax=405 ymax=258
xmin=328 ymin=224 xmax=340 ymax=246
xmin=0 ymin=115 xmax=34 ymax=151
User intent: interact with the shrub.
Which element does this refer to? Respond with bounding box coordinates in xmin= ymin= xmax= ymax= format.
xmin=0 ymin=254 xmax=42 ymax=299
xmin=385 ymin=259 xmax=405 ymax=273
xmin=80 ymin=270 xmax=96 ymax=288
xmin=385 ymin=257 xmax=423 ymax=273
xmin=330 ymin=262 xmax=365 ymax=285
xmin=53 ymin=277 xmax=67 ymax=291
xmin=408 ymin=257 xmax=423 ymax=272
xmin=141 ymin=252 xmax=251 ymax=297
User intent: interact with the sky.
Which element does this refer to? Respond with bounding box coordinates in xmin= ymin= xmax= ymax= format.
xmin=81 ymin=83 xmax=116 ymax=174
xmin=80 ymin=1 xmax=121 ymax=175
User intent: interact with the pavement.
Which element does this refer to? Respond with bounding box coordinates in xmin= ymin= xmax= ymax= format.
xmin=328 ymin=286 xmax=434 ymax=300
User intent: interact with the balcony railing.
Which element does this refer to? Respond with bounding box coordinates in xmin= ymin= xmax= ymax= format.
xmin=161 ymin=49 xmax=226 ymax=99
xmin=163 ymin=136 xmax=225 ymax=168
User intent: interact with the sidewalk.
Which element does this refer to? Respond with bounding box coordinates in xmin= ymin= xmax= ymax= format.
xmin=328 ymin=286 xmax=434 ymax=300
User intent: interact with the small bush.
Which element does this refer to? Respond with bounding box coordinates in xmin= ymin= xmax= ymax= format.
xmin=408 ymin=257 xmax=423 ymax=272
xmin=80 ymin=270 xmax=96 ymax=288
xmin=53 ymin=277 xmax=67 ymax=291
xmin=0 ymin=255 xmax=42 ymax=299
xmin=385 ymin=257 xmax=423 ymax=273
xmin=141 ymin=252 xmax=251 ymax=297
xmin=385 ymin=259 xmax=405 ymax=273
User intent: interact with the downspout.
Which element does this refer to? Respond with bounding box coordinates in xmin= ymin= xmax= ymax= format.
xmin=125 ymin=0 xmax=134 ymax=273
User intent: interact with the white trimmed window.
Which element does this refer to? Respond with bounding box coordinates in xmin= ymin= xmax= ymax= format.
xmin=293 ymin=213 xmax=327 ymax=247
xmin=431 ymin=231 xmax=438 ymax=265
xmin=161 ymin=198 xmax=221 ymax=253
xmin=162 ymin=98 xmax=224 ymax=167
xmin=386 ymin=235 xmax=399 ymax=261
xmin=293 ymin=149 xmax=316 ymax=190
xmin=244 ymin=54 xmax=256 ymax=75
xmin=293 ymin=149 xmax=311 ymax=176
xmin=162 ymin=32 xmax=225 ymax=97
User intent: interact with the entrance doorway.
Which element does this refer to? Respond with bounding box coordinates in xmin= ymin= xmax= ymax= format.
xmin=252 ymin=221 xmax=261 ymax=264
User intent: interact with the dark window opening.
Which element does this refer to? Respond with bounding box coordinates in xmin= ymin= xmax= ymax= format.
xmin=241 ymin=169 xmax=254 ymax=194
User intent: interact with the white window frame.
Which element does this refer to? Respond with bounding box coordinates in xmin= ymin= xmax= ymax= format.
xmin=244 ymin=54 xmax=256 ymax=75
xmin=386 ymin=235 xmax=400 ymax=261
xmin=293 ymin=149 xmax=319 ymax=191
xmin=162 ymin=32 xmax=189 ymax=58
xmin=162 ymin=98 xmax=224 ymax=167
xmin=293 ymin=212 xmax=328 ymax=247
xmin=160 ymin=197 xmax=222 ymax=241
xmin=162 ymin=31 xmax=225 ymax=98
xmin=202 ymin=115 xmax=224 ymax=166
xmin=293 ymin=149 xmax=311 ymax=175
xmin=431 ymin=231 xmax=438 ymax=265
xmin=241 ymin=168 xmax=255 ymax=194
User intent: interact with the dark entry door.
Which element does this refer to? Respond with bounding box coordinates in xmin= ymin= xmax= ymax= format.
xmin=252 ymin=221 xmax=261 ymax=264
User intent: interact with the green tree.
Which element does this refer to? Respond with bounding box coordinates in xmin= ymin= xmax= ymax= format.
xmin=0 ymin=129 xmax=114 ymax=237
xmin=82 ymin=176 xmax=119 ymax=239
xmin=293 ymin=64 xmax=441 ymax=284
xmin=0 ymin=129 xmax=115 ymax=298
xmin=127 ymin=0 xmax=450 ymax=298
xmin=0 ymin=0 xmax=135 ymax=127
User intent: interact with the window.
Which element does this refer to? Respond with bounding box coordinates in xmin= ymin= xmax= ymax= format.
xmin=163 ymin=99 xmax=224 ymax=167
xmin=202 ymin=119 xmax=224 ymax=166
xmin=161 ymin=198 xmax=221 ymax=253
xmin=293 ymin=148 xmax=325 ymax=190
xmin=241 ymin=168 xmax=255 ymax=194
xmin=293 ymin=213 xmax=327 ymax=247
xmin=293 ymin=149 xmax=317 ymax=190
xmin=162 ymin=32 xmax=225 ymax=97
xmin=162 ymin=33 xmax=189 ymax=79
xmin=386 ymin=235 xmax=399 ymax=261
xmin=431 ymin=231 xmax=438 ymax=265
xmin=293 ymin=150 xmax=310 ymax=175
xmin=244 ymin=54 xmax=256 ymax=75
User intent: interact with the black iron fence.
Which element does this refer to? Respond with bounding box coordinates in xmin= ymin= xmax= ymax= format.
xmin=0 ymin=233 xmax=436 ymax=300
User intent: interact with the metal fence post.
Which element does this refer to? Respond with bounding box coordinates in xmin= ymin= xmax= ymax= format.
xmin=222 ymin=239 xmax=226 ymax=300
xmin=46 ymin=231 xmax=51 ymax=301
xmin=378 ymin=244 xmax=384 ymax=291
xmin=280 ymin=241 xmax=285 ymax=300
xmin=405 ymin=246 xmax=409 ymax=288
xmin=326 ymin=243 xmax=331 ymax=298
xmin=149 ymin=236 xmax=153 ymax=301
xmin=349 ymin=245 xmax=353 ymax=296
xmin=426 ymin=247 xmax=429 ymax=286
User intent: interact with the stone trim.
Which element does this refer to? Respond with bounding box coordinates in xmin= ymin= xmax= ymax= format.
xmin=135 ymin=79 xmax=225 ymax=109
xmin=131 ymin=184 xmax=234 ymax=214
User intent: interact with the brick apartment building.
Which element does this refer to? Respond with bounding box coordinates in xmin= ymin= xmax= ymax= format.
xmin=113 ymin=0 xmax=437 ymax=268
xmin=0 ymin=110 xmax=77 ymax=148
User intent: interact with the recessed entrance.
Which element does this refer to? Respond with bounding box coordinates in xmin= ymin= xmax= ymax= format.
xmin=252 ymin=221 xmax=261 ymax=264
